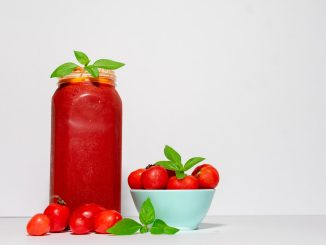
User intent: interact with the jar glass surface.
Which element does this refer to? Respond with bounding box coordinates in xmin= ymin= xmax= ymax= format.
xmin=50 ymin=69 xmax=122 ymax=211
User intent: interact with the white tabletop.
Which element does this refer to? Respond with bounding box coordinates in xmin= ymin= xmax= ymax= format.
xmin=1 ymin=215 xmax=325 ymax=245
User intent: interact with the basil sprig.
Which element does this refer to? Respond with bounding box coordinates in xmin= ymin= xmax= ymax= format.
xmin=108 ymin=198 xmax=179 ymax=235
xmin=155 ymin=145 xmax=205 ymax=179
xmin=50 ymin=50 xmax=125 ymax=78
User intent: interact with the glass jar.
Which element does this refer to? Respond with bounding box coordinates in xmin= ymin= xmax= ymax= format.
xmin=50 ymin=69 xmax=122 ymax=212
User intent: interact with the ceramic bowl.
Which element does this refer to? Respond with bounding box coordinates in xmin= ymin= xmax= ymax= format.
xmin=130 ymin=189 xmax=215 ymax=230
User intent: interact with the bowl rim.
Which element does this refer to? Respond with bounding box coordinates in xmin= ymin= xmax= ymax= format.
xmin=130 ymin=189 xmax=215 ymax=193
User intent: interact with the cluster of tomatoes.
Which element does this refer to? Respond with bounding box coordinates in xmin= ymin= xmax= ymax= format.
xmin=128 ymin=164 xmax=219 ymax=189
xmin=26 ymin=198 xmax=122 ymax=236
xmin=27 ymin=163 xmax=219 ymax=236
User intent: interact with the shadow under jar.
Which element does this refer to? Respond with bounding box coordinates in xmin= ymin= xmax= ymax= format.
xmin=50 ymin=69 xmax=122 ymax=212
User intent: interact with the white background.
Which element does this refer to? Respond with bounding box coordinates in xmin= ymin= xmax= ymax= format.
xmin=0 ymin=0 xmax=325 ymax=217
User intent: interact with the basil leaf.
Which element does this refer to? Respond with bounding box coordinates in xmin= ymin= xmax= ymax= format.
xmin=151 ymin=219 xmax=179 ymax=235
xmin=155 ymin=161 xmax=179 ymax=171
xmin=85 ymin=65 xmax=99 ymax=78
xmin=152 ymin=219 xmax=167 ymax=228
xmin=107 ymin=218 xmax=142 ymax=235
xmin=164 ymin=145 xmax=183 ymax=170
xmin=50 ymin=62 xmax=78 ymax=78
xmin=175 ymin=171 xmax=186 ymax=179
xmin=150 ymin=219 xmax=166 ymax=234
xmin=139 ymin=198 xmax=155 ymax=225
xmin=93 ymin=59 xmax=125 ymax=70
xmin=74 ymin=50 xmax=90 ymax=65
xmin=183 ymin=157 xmax=205 ymax=171
xmin=164 ymin=226 xmax=179 ymax=235
xmin=150 ymin=227 xmax=164 ymax=234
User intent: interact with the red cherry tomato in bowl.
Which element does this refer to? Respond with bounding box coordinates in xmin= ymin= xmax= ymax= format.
xmin=128 ymin=168 xmax=146 ymax=189
xmin=141 ymin=166 xmax=168 ymax=189
xmin=94 ymin=210 xmax=122 ymax=234
xmin=167 ymin=175 xmax=199 ymax=189
xmin=192 ymin=164 xmax=219 ymax=189
xmin=44 ymin=203 xmax=70 ymax=232
xmin=72 ymin=203 xmax=106 ymax=231
xmin=26 ymin=213 xmax=50 ymax=236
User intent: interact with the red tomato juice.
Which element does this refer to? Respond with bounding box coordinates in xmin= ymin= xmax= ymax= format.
xmin=50 ymin=72 xmax=122 ymax=212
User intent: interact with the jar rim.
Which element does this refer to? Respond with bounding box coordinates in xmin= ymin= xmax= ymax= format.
xmin=58 ymin=68 xmax=116 ymax=85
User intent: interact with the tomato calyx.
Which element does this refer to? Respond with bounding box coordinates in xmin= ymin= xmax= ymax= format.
xmin=52 ymin=195 xmax=67 ymax=205
xmin=145 ymin=164 xmax=155 ymax=169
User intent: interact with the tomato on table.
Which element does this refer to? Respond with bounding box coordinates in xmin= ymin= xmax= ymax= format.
xmin=44 ymin=202 xmax=70 ymax=232
xmin=72 ymin=203 xmax=106 ymax=231
xmin=69 ymin=215 xmax=92 ymax=235
xmin=26 ymin=214 xmax=50 ymax=236
xmin=94 ymin=210 xmax=122 ymax=234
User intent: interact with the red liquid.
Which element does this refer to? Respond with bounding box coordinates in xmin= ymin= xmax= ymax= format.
xmin=50 ymin=77 xmax=122 ymax=212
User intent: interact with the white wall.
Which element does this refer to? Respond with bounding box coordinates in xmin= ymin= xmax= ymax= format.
xmin=0 ymin=0 xmax=325 ymax=216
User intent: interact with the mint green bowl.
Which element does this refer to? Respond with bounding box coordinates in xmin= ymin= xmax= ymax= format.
xmin=130 ymin=189 xmax=215 ymax=230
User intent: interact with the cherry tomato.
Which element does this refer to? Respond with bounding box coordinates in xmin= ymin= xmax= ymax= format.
xmin=128 ymin=168 xmax=146 ymax=189
xmin=192 ymin=164 xmax=219 ymax=188
xmin=26 ymin=213 xmax=50 ymax=236
xmin=192 ymin=164 xmax=214 ymax=176
xmin=44 ymin=203 xmax=70 ymax=232
xmin=72 ymin=203 xmax=106 ymax=231
xmin=167 ymin=175 xmax=199 ymax=189
xmin=69 ymin=215 xmax=92 ymax=235
xmin=141 ymin=165 xmax=169 ymax=189
xmin=94 ymin=210 xmax=122 ymax=234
